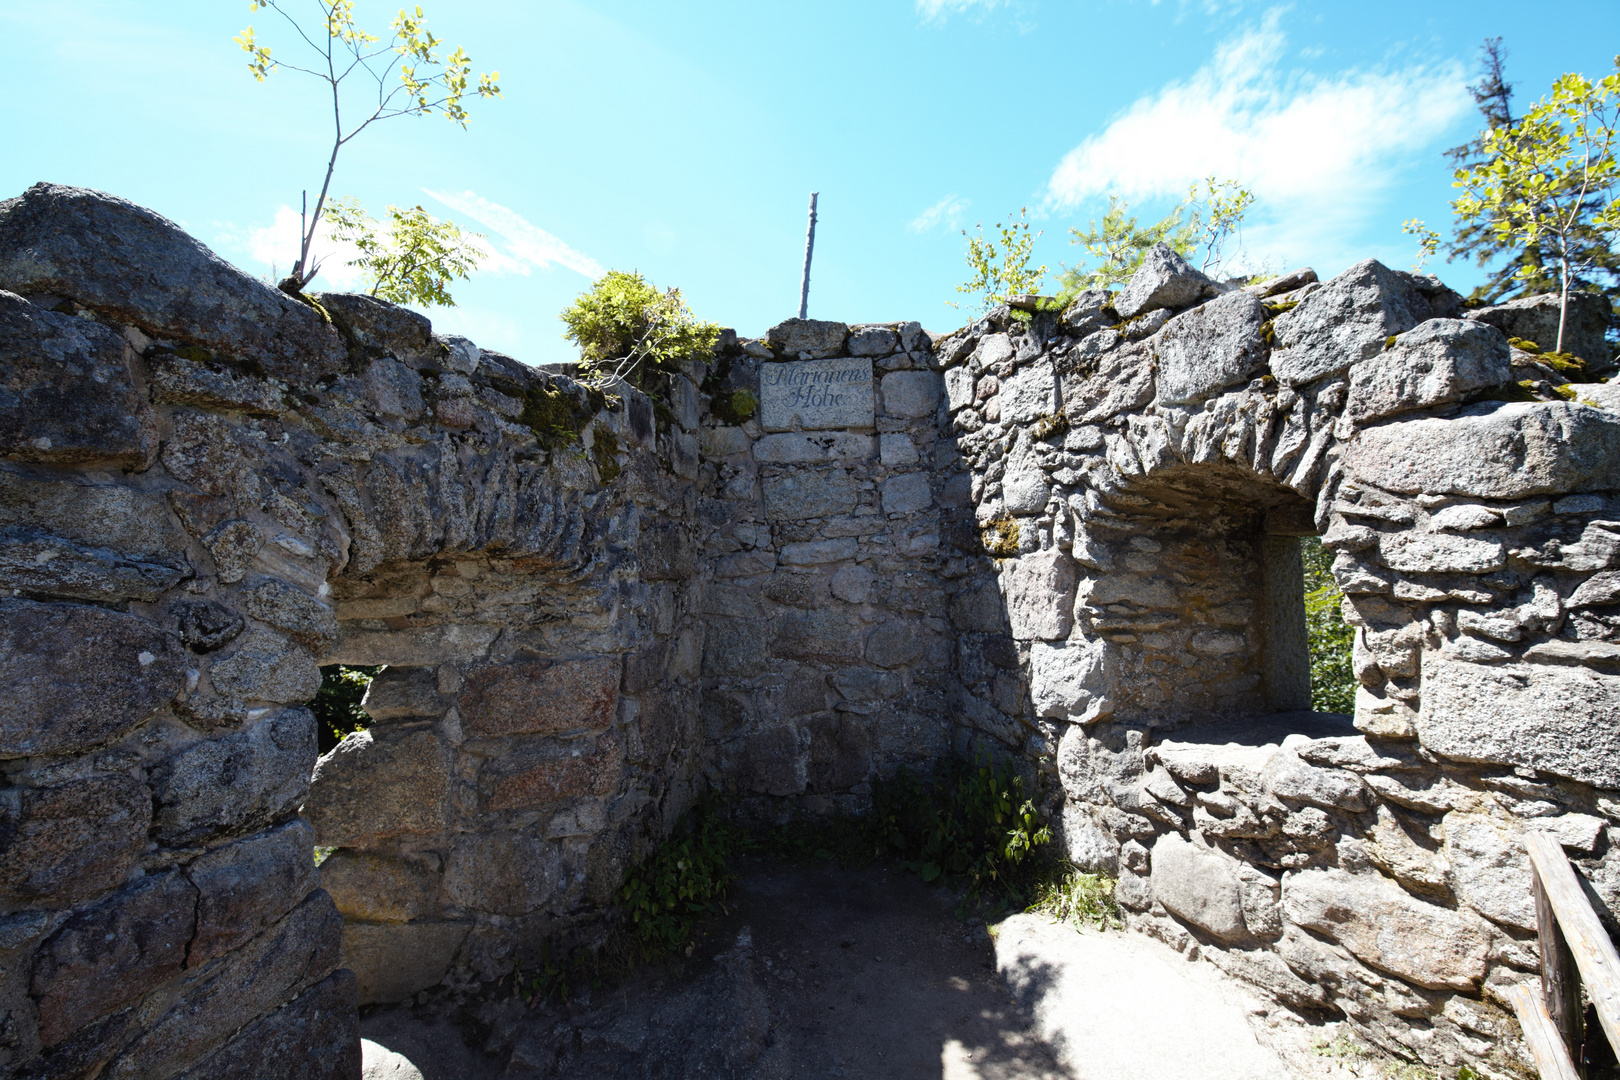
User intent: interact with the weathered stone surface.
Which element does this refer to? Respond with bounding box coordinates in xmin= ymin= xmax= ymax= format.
xmin=0 ymin=530 xmax=188 ymax=602
xmin=0 ymin=774 xmax=149 ymax=906
xmin=444 ymin=832 xmax=560 ymax=916
xmin=1281 ymin=868 xmax=1488 ymax=990
xmin=151 ymin=707 xmax=318 ymax=845
xmin=0 ymin=470 xmax=180 ymax=556
xmin=753 ymin=431 xmax=872 ymax=464
xmin=0 ymin=599 xmax=185 ymax=758
xmin=1467 ymin=290 xmax=1612 ymax=367
xmin=1001 ymin=549 xmax=1076 ymax=641
xmin=303 ymin=727 xmax=449 ymax=847
xmin=321 ymin=852 xmax=439 ymax=924
xmin=240 ymin=578 xmax=338 ymax=652
xmin=1155 ymin=290 xmax=1268 ymax=406
xmin=1150 ymin=834 xmax=1248 ymax=942
xmin=847 ymin=325 xmax=898 ymax=356
xmin=1271 ymin=259 xmax=1426 ymax=386
xmin=1419 ymin=655 xmax=1620 ymax=787
xmin=761 ymin=468 xmax=858 ymax=520
xmin=0 ymin=184 xmax=348 ymax=383
xmin=881 ymin=370 xmax=942 ymax=419
xmin=148 ymin=352 xmax=288 ymax=415
xmin=30 ymin=871 xmax=197 ymax=1046
xmin=764 ymin=318 xmax=848 ymax=359
xmin=209 ymin=628 xmax=321 ymax=705
xmin=1261 ymin=749 xmax=1367 ymax=812
xmin=881 ymin=472 xmax=932 ymax=515
xmin=1113 ymin=243 xmax=1214 ymax=319
xmin=485 ymin=734 xmax=623 ymax=809
xmin=639 ymin=518 xmax=697 ymax=580
xmin=458 ymin=657 xmax=619 ymax=738
xmin=1344 ymin=319 xmax=1511 ymax=422
xmin=169 ymin=597 xmax=245 ymax=654
xmin=333 ymin=623 xmax=500 ymax=667
xmin=1377 ymin=532 xmax=1505 ymax=575
xmin=169 ymin=968 xmax=360 ymax=1080
xmin=729 ymin=725 xmax=806 ymax=797
xmin=359 ymin=666 xmax=440 ymax=721
xmin=865 ymin=620 xmax=928 ymax=669
xmin=1345 ymin=401 xmax=1620 ymax=498
xmin=759 ymin=358 xmax=873 ymax=431
xmin=342 ymin=922 xmax=468 ymax=1007
xmin=1001 ymin=454 xmax=1050 ymax=516
xmin=1063 ymin=337 xmax=1156 ymax=425
xmin=0 ymin=291 xmax=155 ymax=466
xmin=1443 ymin=813 xmax=1534 ymax=931
xmin=1000 ymin=358 xmax=1056 ymax=424
xmin=100 ymin=889 xmax=342 ymax=1080
xmin=317 ymin=291 xmax=434 ymax=365
xmin=1029 ymin=640 xmax=1115 ymax=723
xmin=184 ymin=820 xmax=320 ymax=967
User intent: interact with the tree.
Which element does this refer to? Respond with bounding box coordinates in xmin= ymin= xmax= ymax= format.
xmin=952 ymin=208 xmax=1047 ymax=313
xmin=1057 ymin=179 xmax=1254 ymax=293
xmin=237 ymin=1 xmax=500 ymax=290
xmin=560 ymin=271 xmax=721 ymax=387
xmin=1453 ymin=56 xmax=1620 ymax=352
xmin=1302 ymin=538 xmax=1355 ymax=715
xmin=324 ymin=198 xmax=485 ymax=306
xmin=1445 ymin=40 xmax=1620 ymax=305
xmin=1402 ymin=219 xmax=1442 ymax=273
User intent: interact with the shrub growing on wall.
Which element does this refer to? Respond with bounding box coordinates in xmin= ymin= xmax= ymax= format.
xmin=560 ymin=270 xmax=720 ymax=388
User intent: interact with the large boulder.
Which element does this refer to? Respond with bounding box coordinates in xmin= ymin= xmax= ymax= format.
xmin=1344 ymin=318 xmax=1511 ymax=423
xmin=1270 ymin=258 xmax=1427 ymax=386
xmin=765 ymin=318 xmax=848 ymax=359
xmin=1150 ymin=834 xmax=1248 ymax=941
xmin=314 ymin=291 xmax=435 ymax=366
xmin=0 ymin=183 xmax=347 ymax=384
xmin=1344 ymin=400 xmax=1620 ymax=499
xmin=1155 ymin=290 xmax=1269 ymax=405
xmin=0 ymin=291 xmax=156 ymax=467
xmin=1467 ymin=290 xmax=1612 ymax=369
xmin=1113 ymin=243 xmax=1214 ymax=319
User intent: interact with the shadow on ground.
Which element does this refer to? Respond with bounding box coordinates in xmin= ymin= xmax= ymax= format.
xmin=359 ymin=855 xmax=1068 ymax=1079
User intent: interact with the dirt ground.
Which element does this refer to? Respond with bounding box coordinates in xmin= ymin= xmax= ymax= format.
xmin=360 ymin=855 xmax=1068 ymax=1079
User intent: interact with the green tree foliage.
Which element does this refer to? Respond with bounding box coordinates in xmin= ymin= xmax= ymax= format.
xmin=1301 ymin=539 xmax=1355 ymax=715
xmin=1402 ymin=219 xmax=1443 ymax=272
xmin=237 ymin=1 xmax=500 ymax=288
xmin=1448 ymin=42 xmax=1620 ymax=334
xmin=953 ymin=207 xmax=1048 ymax=313
xmin=1058 ymin=178 xmax=1255 ymax=294
xmin=560 ymin=270 xmax=721 ymax=387
xmin=312 ymin=664 xmax=382 ymax=754
xmin=324 ymin=198 xmax=485 ymax=307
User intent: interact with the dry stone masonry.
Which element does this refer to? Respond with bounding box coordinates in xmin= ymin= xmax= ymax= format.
xmin=2 ymin=182 xmax=1620 ymax=1077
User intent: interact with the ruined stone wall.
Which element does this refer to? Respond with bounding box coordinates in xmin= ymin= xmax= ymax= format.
xmin=0 ymin=183 xmax=704 ymax=1077
xmin=7 ymin=179 xmax=1620 ymax=1078
xmin=937 ymin=247 xmax=1620 ymax=1075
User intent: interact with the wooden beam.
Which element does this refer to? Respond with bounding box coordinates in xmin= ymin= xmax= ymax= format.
xmin=1525 ymin=830 xmax=1620 ymax=1055
xmin=1535 ymin=859 xmax=1585 ymax=1059
xmin=1507 ymin=981 xmax=1582 ymax=1080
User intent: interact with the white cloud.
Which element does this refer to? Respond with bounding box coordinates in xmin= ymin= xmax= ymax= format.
xmin=1044 ymin=10 xmax=1472 ymax=271
xmin=916 ymin=0 xmax=1003 ymax=21
xmin=909 ymin=194 xmax=971 ymax=234
xmin=216 ymin=205 xmax=369 ymax=291
xmin=423 ymin=189 xmax=603 ymax=280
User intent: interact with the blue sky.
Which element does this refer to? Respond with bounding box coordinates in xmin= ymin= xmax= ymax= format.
xmin=4 ymin=1 xmax=1618 ymax=365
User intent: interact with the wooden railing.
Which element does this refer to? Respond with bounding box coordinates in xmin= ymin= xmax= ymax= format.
xmin=1508 ymin=831 xmax=1620 ymax=1079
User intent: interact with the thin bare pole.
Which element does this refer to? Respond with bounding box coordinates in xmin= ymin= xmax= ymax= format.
xmin=798 ymin=192 xmax=818 ymax=320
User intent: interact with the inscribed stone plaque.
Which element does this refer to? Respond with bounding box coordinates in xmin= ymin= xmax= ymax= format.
xmin=759 ymin=358 xmax=874 ymax=432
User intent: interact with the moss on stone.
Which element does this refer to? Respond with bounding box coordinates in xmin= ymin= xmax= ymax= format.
xmin=1262 ymin=299 xmax=1299 ymax=319
xmin=591 ymin=423 xmax=622 ymax=482
xmin=520 ymin=383 xmax=599 ymax=450
xmin=710 ymin=389 xmax=757 ymax=425
xmin=1030 ymin=412 xmax=1067 ymax=442
xmin=981 ymin=514 xmax=1020 ymax=558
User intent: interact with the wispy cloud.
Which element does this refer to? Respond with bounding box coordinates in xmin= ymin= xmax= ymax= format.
xmin=916 ymin=0 xmax=1004 ymax=22
xmin=1044 ymin=9 xmax=1471 ymax=271
xmin=216 ymin=205 xmax=368 ymax=291
xmin=909 ymin=194 xmax=971 ymax=234
xmin=423 ymin=189 xmax=604 ymax=279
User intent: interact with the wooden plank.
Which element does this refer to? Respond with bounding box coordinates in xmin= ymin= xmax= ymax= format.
xmin=1508 ymin=981 xmax=1583 ymax=1080
xmin=1525 ymin=830 xmax=1620 ymax=1055
xmin=1535 ymin=859 xmax=1586 ymax=1060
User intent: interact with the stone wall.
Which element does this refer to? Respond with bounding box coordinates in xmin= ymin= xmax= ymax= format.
xmin=5 ymin=180 xmax=1620 ymax=1077
xmin=935 ymin=247 xmax=1620 ymax=1075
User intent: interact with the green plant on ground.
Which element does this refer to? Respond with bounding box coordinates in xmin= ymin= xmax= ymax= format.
xmin=1026 ymin=864 xmax=1120 ymax=931
xmin=871 ymin=757 xmax=1051 ymax=907
xmin=1302 ymin=538 xmax=1356 ymax=714
xmin=618 ymin=803 xmax=741 ymax=954
xmin=560 ymin=270 xmax=721 ymax=389
xmin=312 ymin=664 xmax=383 ymax=754
xmin=952 ymin=207 xmax=1047 ymax=314
xmin=323 ymin=198 xmax=486 ymax=307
